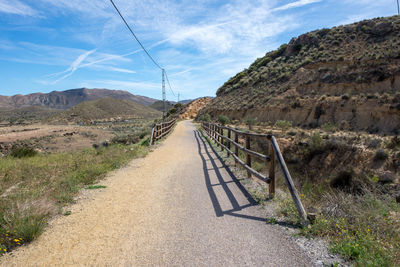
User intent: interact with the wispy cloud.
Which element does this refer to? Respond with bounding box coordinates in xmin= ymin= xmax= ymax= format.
xmin=99 ymin=66 xmax=136 ymax=74
xmin=169 ymin=68 xmax=192 ymax=77
xmin=81 ymin=79 xmax=161 ymax=91
xmin=0 ymin=0 xmax=38 ymax=16
xmin=50 ymin=49 xmax=96 ymax=84
xmin=272 ymin=0 xmax=322 ymax=12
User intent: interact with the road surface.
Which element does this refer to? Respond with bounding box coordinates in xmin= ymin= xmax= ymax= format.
xmin=1 ymin=120 xmax=311 ymax=266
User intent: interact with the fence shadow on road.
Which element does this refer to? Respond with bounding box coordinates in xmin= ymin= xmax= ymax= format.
xmin=194 ymin=130 xmax=267 ymax=223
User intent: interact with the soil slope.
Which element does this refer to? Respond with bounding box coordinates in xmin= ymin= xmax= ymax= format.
xmin=179 ymin=97 xmax=213 ymax=119
xmin=200 ymin=15 xmax=400 ymax=134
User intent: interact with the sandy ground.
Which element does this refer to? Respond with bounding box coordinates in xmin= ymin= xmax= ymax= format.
xmin=0 ymin=124 xmax=113 ymax=153
xmin=1 ymin=120 xmax=311 ymax=266
xmin=0 ymin=125 xmax=75 ymax=142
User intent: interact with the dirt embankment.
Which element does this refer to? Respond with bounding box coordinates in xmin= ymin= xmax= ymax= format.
xmin=179 ymin=97 xmax=213 ymax=119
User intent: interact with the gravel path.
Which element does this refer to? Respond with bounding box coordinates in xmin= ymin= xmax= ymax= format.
xmin=1 ymin=120 xmax=311 ymax=266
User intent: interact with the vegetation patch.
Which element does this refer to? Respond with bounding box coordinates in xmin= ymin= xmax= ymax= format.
xmin=9 ymin=146 xmax=37 ymax=158
xmin=0 ymin=142 xmax=149 ymax=255
xmin=86 ymin=185 xmax=107 ymax=190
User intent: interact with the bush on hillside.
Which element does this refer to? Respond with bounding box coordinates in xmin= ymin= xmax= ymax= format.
xmin=10 ymin=146 xmax=38 ymax=158
xmin=198 ymin=114 xmax=211 ymax=122
xmin=218 ymin=115 xmax=230 ymax=125
xmin=245 ymin=116 xmax=256 ymax=130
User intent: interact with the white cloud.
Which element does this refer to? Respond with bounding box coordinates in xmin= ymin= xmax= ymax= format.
xmin=99 ymin=66 xmax=136 ymax=74
xmin=272 ymin=0 xmax=322 ymax=12
xmin=158 ymin=1 xmax=298 ymax=57
xmin=81 ymin=80 xmax=161 ymax=91
xmin=50 ymin=49 xmax=96 ymax=84
xmin=0 ymin=0 xmax=37 ymax=16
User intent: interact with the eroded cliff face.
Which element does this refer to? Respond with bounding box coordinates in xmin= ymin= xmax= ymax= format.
xmin=200 ymin=16 xmax=400 ymax=134
xmin=203 ymin=73 xmax=400 ymax=134
xmin=179 ymin=97 xmax=213 ymax=119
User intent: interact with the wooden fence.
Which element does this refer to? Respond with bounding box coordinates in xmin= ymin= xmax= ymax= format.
xmin=201 ymin=122 xmax=308 ymax=225
xmin=150 ymin=118 xmax=177 ymax=145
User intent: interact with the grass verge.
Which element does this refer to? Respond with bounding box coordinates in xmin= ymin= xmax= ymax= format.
xmin=0 ymin=142 xmax=149 ymax=254
xmin=275 ymin=181 xmax=400 ymax=266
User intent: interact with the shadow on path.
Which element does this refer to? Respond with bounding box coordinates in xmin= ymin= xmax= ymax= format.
xmin=194 ymin=130 xmax=266 ymax=223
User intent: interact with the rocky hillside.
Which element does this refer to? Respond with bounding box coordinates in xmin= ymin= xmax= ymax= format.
xmin=200 ymin=15 xmax=400 ymax=134
xmin=180 ymin=97 xmax=213 ymax=119
xmin=47 ymin=98 xmax=161 ymax=124
xmin=0 ymin=106 xmax=61 ymax=124
xmin=150 ymin=100 xmax=175 ymax=112
xmin=0 ymin=88 xmax=158 ymax=109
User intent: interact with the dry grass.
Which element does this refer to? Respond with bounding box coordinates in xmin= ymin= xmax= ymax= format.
xmin=0 ymin=138 xmax=150 ymax=255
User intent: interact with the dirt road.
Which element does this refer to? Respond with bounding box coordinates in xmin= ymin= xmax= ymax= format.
xmin=1 ymin=120 xmax=311 ymax=266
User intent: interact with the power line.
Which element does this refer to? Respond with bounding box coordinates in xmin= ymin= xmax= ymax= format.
xmin=109 ymin=0 xmax=162 ymax=70
xmin=164 ymin=70 xmax=175 ymax=97
xmin=397 ymin=0 xmax=400 ymax=15
xmin=109 ymin=0 xmax=176 ymax=116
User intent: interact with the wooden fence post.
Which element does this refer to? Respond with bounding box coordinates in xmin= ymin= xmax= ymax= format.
xmin=220 ymin=127 xmax=224 ymax=151
xmin=269 ymin=136 xmax=308 ymax=225
xmin=212 ymin=124 xmax=215 ymax=139
xmin=246 ymin=136 xmax=251 ymax=178
xmin=268 ymin=141 xmax=276 ymax=196
xmin=234 ymin=132 xmax=239 ymax=166
xmin=216 ymin=125 xmax=220 ymax=147
xmin=227 ymin=129 xmax=231 ymax=157
xmin=150 ymin=125 xmax=155 ymax=145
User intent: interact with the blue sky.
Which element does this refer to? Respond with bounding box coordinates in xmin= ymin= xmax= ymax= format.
xmin=0 ymin=0 xmax=397 ymax=100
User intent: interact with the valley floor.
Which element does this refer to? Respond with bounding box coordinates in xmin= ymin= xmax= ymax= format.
xmin=1 ymin=120 xmax=311 ymax=266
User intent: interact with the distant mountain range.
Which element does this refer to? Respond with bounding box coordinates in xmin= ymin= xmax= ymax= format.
xmin=46 ymin=98 xmax=161 ymax=124
xmin=0 ymin=88 xmax=159 ymax=110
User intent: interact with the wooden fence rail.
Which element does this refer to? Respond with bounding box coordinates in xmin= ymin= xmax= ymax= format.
xmin=150 ymin=118 xmax=177 ymax=145
xmin=201 ymin=121 xmax=308 ymax=225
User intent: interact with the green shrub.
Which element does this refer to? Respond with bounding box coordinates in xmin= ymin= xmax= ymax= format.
xmin=166 ymin=107 xmax=177 ymax=116
xmin=275 ymin=120 xmax=292 ymax=129
xmin=140 ymin=138 xmax=150 ymax=146
xmin=111 ymin=134 xmax=140 ymax=145
xmin=374 ymin=149 xmax=388 ymax=161
xmin=321 ymin=122 xmax=337 ymax=132
xmin=10 ymin=147 xmax=37 ymax=158
xmin=218 ymin=115 xmax=230 ymax=125
xmin=341 ymin=94 xmax=350 ymax=100
xmin=245 ymin=116 xmax=256 ymax=130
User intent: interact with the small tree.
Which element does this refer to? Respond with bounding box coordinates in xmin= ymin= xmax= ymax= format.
xmin=198 ymin=114 xmax=210 ymax=122
xmin=218 ymin=115 xmax=230 ymax=125
xmin=174 ymin=103 xmax=182 ymax=109
xmin=166 ymin=107 xmax=177 ymax=116
xmin=245 ymin=116 xmax=256 ymax=130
